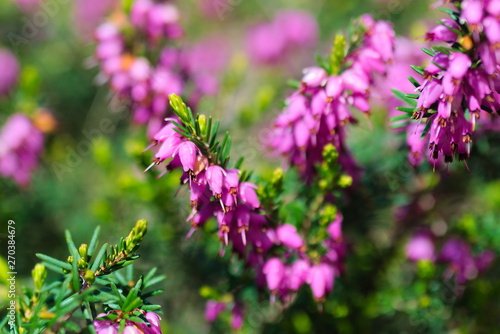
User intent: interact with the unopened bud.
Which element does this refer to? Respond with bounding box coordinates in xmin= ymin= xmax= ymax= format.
xmin=32 ymin=263 xmax=47 ymax=291
xmin=77 ymin=258 xmax=87 ymax=269
xmin=338 ymin=174 xmax=353 ymax=188
xmin=331 ymin=34 xmax=346 ymax=75
xmin=198 ymin=114 xmax=207 ymax=135
xmin=168 ymin=94 xmax=190 ymax=122
xmin=78 ymin=244 xmax=88 ymax=260
xmin=322 ymin=144 xmax=338 ymax=163
xmin=84 ymin=270 xmax=96 ymax=285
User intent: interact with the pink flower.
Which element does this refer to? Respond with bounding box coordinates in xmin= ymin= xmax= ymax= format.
xmin=406 ymin=232 xmax=435 ymax=261
xmin=0 ymin=114 xmax=44 ymax=186
xmin=230 ymin=303 xmax=244 ymax=330
xmin=0 ymin=49 xmax=20 ymax=96
xmin=276 ymin=224 xmax=304 ymax=250
xmin=263 ymin=258 xmax=285 ymax=292
xmin=205 ymin=300 xmax=226 ymax=322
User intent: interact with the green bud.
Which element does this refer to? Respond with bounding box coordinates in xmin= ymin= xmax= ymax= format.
xmin=417 ymin=260 xmax=435 ymax=279
xmin=330 ymin=34 xmax=346 ymax=75
xmin=271 ymin=168 xmax=284 ymax=189
xmin=67 ymin=256 xmax=74 ymax=264
xmin=77 ymin=258 xmax=87 ymax=269
xmin=320 ymin=205 xmax=338 ymax=226
xmin=122 ymin=0 xmax=134 ymax=14
xmin=338 ymin=174 xmax=353 ymax=188
xmin=79 ymin=244 xmax=88 ymax=260
xmin=199 ymin=285 xmax=215 ymax=298
xmin=168 ymin=94 xmax=189 ymax=121
xmin=198 ymin=114 xmax=207 ymax=135
xmin=84 ymin=270 xmax=95 ymax=285
xmin=32 ymin=263 xmax=47 ymax=291
xmin=322 ymin=144 xmax=338 ymax=164
xmin=125 ymin=219 xmax=148 ymax=253
xmin=318 ymin=179 xmax=329 ymax=192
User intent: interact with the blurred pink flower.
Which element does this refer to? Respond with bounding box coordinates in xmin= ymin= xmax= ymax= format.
xmin=406 ymin=231 xmax=435 ymax=261
xmin=0 ymin=49 xmax=20 ymax=96
xmin=245 ymin=10 xmax=318 ymax=65
xmin=0 ymin=114 xmax=44 ymax=187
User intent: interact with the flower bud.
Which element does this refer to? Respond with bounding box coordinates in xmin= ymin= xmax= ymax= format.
xmin=32 ymin=263 xmax=47 ymax=292
xmin=79 ymin=244 xmax=89 ymax=261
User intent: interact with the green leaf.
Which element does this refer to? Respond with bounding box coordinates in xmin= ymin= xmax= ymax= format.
xmin=408 ymin=76 xmax=421 ymax=88
xmin=65 ymin=230 xmax=79 ymax=260
xmin=410 ymin=65 xmax=424 ymax=76
xmin=396 ymin=107 xmax=418 ymax=113
xmin=205 ymin=116 xmax=213 ymax=142
xmin=390 ymin=114 xmax=412 ymax=122
xmin=90 ymin=243 xmax=108 ymax=272
xmin=144 ymin=267 xmax=158 ymax=285
xmin=36 ymin=254 xmax=72 ymax=271
xmin=141 ymin=289 xmax=165 ymax=299
xmin=421 ymin=47 xmax=436 ymax=57
xmin=287 ymin=79 xmax=301 ymax=89
xmin=122 ymin=287 xmax=140 ymax=313
xmin=392 ymin=89 xmax=417 ymax=108
xmin=71 ymin=250 xmax=80 ymax=291
xmin=88 ymin=226 xmax=101 ymax=258
xmin=110 ymin=282 xmax=125 ymax=304
xmin=141 ymin=305 xmax=162 ymax=311
xmin=145 ymin=275 xmax=166 ymax=288
xmin=210 ymin=121 xmax=220 ymax=147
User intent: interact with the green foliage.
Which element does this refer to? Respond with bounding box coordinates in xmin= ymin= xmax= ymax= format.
xmin=2 ymin=221 xmax=164 ymax=334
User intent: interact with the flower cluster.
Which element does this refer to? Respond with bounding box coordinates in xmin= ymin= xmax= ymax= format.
xmin=260 ymin=213 xmax=345 ymax=303
xmin=146 ymin=95 xmax=346 ymax=310
xmin=144 ymin=96 xmax=262 ymax=252
xmin=245 ymin=10 xmax=318 ymax=65
xmin=0 ymin=113 xmax=44 ymax=186
xmin=94 ymin=0 xmax=228 ymax=136
xmin=269 ymin=15 xmax=396 ymax=180
xmin=406 ymin=232 xmax=494 ymax=284
xmin=94 ymin=311 xmax=162 ymax=333
xmin=205 ymin=301 xmax=243 ymax=330
xmin=404 ymin=0 xmax=500 ymax=168
xmin=0 ymin=48 xmax=20 ymax=96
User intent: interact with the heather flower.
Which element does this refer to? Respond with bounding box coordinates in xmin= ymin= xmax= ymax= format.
xmin=230 ymin=303 xmax=244 ymax=330
xmin=94 ymin=7 xmax=229 ymax=135
xmin=93 ymin=311 xmax=162 ymax=334
xmin=0 ymin=49 xmax=20 ymax=96
xmin=269 ymin=16 xmax=395 ymax=180
xmin=276 ymin=224 xmax=304 ymax=250
xmin=438 ymin=238 xmax=494 ymax=284
xmin=406 ymin=231 xmax=435 ymax=261
xmin=307 ymin=263 xmax=335 ymax=302
xmin=0 ymin=114 xmax=44 ymax=186
xmin=400 ymin=2 xmax=500 ymax=168
xmin=205 ymin=300 xmax=226 ymax=322
xmin=245 ymin=10 xmax=318 ymax=65
xmin=73 ymin=0 xmax=115 ymax=39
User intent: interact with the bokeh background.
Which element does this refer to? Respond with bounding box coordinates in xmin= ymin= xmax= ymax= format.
xmin=1 ymin=0 xmax=500 ymax=333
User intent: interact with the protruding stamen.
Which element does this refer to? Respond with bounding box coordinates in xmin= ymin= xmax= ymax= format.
xmin=144 ymin=161 xmax=156 ymax=173
xmin=186 ymin=228 xmax=196 ymax=239
xmin=142 ymin=141 xmax=158 ymax=153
